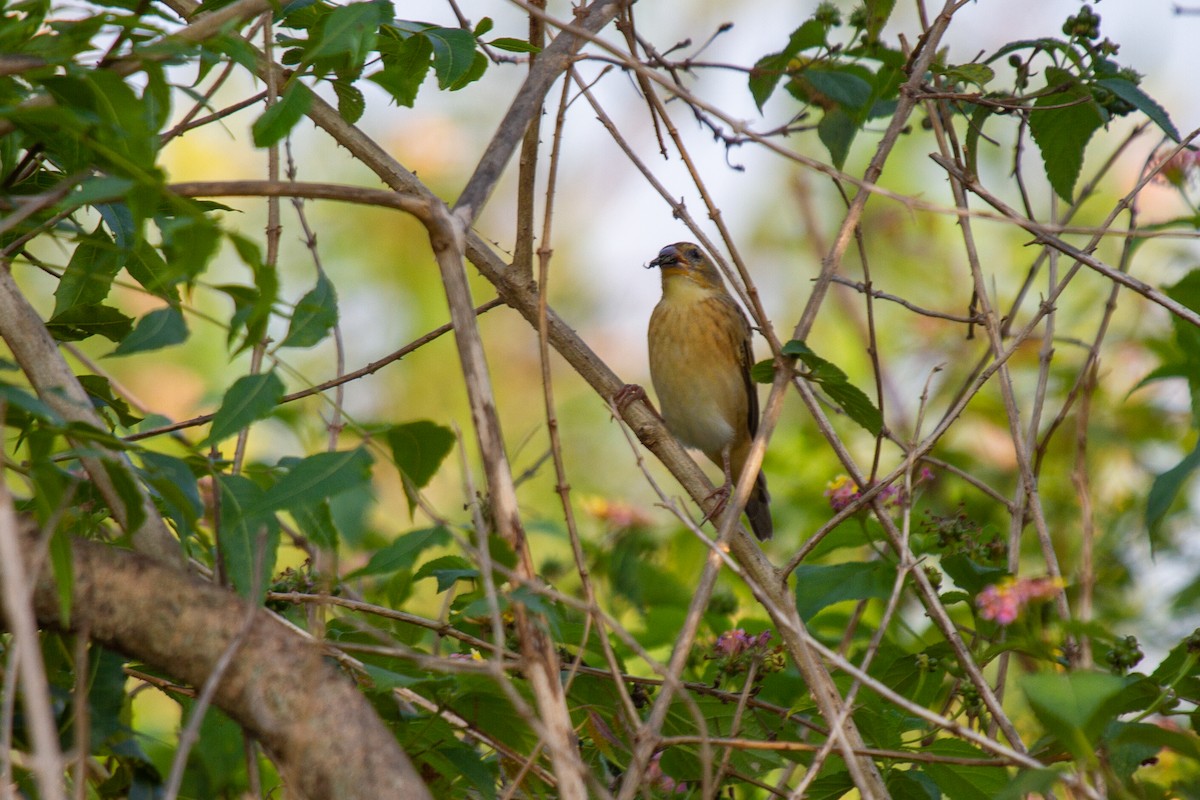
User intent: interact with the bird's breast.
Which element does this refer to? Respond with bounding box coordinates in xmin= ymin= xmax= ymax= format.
xmin=648 ymin=288 xmax=749 ymax=457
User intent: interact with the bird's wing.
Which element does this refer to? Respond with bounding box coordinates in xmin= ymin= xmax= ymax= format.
xmin=736 ymin=305 xmax=759 ymax=438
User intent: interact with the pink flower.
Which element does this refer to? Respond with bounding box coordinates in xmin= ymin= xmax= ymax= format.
xmin=1152 ymin=148 xmax=1200 ymax=187
xmin=580 ymin=495 xmax=654 ymax=529
xmin=713 ymin=628 xmax=773 ymax=658
xmin=977 ymin=576 xmax=1065 ymax=625
xmin=825 ymin=476 xmax=860 ymax=511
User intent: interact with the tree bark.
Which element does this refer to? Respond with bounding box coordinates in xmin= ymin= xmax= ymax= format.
xmin=6 ymin=519 xmax=432 ymax=800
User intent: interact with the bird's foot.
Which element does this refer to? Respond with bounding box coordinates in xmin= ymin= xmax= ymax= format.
xmin=699 ymin=484 xmax=731 ymax=525
xmin=613 ymin=383 xmax=657 ymax=417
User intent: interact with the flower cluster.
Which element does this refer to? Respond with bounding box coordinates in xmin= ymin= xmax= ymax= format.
xmin=580 ymin=495 xmax=654 ymax=530
xmin=976 ymin=576 xmax=1065 ymax=625
xmin=1152 ymin=148 xmax=1200 ymax=188
xmin=707 ymin=628 xmax=783 ymax=678
xmin=645 ymin=751 xmax=687 ymax=794
xmin=714 ymin=628 xmax=772 ymax=658
xmin=824 ymin=468 xmax=933 ymax=513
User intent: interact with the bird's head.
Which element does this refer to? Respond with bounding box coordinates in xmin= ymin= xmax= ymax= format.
xmin=647 ymin=242 xmax=724 ymax=290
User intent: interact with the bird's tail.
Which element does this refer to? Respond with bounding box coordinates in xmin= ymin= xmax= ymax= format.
xmin=746 ymin=471 xmax=772 ymax=541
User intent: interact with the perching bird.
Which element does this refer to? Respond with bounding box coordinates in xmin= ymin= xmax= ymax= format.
xmin=645 ymin=242 xmax=772 ymax=540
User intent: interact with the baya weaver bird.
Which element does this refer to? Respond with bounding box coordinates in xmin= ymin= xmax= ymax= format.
xmin=645 ymin=242 xmax=772 ymax=540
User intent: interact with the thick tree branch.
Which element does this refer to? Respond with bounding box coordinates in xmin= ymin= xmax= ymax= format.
xmin=3 ymin=516 xmax=434 ymax=800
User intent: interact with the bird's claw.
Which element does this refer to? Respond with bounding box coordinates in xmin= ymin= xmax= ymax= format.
xmin=699 ymin=484 xmax=731 ymax=525
xmin=614 ymin=383 xmax=651 ymax=415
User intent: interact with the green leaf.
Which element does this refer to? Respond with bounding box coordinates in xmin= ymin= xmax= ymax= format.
xmin=251 ymin=448 xmax=373 ymax=516
xmin=422 ymin=26 xmax=477 ymax=89
xmin=783 ymin=340 xmax=883 ymax=435
xmin=303 ymin=1 xmax=385 ymax=74
xmin=78 ymin=374 xmax=142 ymax=428
xmin=346 ymin=526 xmax=451 ymax=579
xmin=139 ymin=452 xmax=203 ymax=540
xmin=101 ymin=456 xmax=147 ymax=534
xmin=817 ymin=106 xmax=858 ymax=171
xmin=1021 ymin=671 xmax=1129 ymax=762
xmin=802 ymin=68 xmax=874 ymax=109
xmin=157 ymin=212 xmax=221 ymax=282
xmin=489 ymin=37 xmax=540 ymax=53
xmin=750 ymin=359 xmax=775 ymax=383
xmin=414 ymin=555 xmax=477 ymax=592
xmin=279 ymin=272 xmax=338 ymax=348
xmin=46 ymin=304 xmax=134 ymax=343
xmin=125 ymin=239 xmax=183 ymax=300
xmin=473 ymin=16 xmax=493 ymax=37
xmin=387 ymin=420 xmax=455 ymax=513
xmin=439 ymin=744 xmax=499 ymax=800
xmin=53 ymin=225 xmax=122 ymax=316
xmin=288 ymin=499 xmax=339 ymax=550
xmin=749 ymin=19 xmax=825 ymax=110
xmin=994 ymin=768 xmax=1061 ymax=800
xmin=370 ymin=32 xmax=432 ymax=107
xmin=215 ymin=474 xmax=280 ymax=601
xmin=941 ymin=553 xmax=1008 ymax=595
xmin=110 ymin=306 xmax=188 ymax=356
xmin=922 ymin=740 xmax=1008 ymax=800
xmin=1028 ymin=67 xmax=1105 ymax=202
xmin=251 ymin=80 xmax=312 ymax=147
xmin=49 ymin=527 xmax=74 ymax=627
xmin=792 ymin=560 xmax=896 ymax=621
xmin=1145 ymin=440 xmax=1200 ymax=554
xmin=934 ymin=62 xmax=995 ymax=89
xmin=204 ymin=371 xmax=285 ymax=445
xmin=1096 ymin=78 xmax=1179 ymax=141
xmin=331 ymin=79 xmax=365 ymax=124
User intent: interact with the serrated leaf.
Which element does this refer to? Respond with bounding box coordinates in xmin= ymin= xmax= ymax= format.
xmin=447 ymin=50 xmax=487 ymax=91
xmin=78 ymin=374 xmax=142 ymax=428
xmin=125 ymin=239 xmax=183 ymax=301
xmin=941 ymin=553 xmax=1007 ymax=595
xmin=414 ymin=555 xmax=478 ymax=592
xmin=1028 ymin=67 xmax=1104 ymax=202
xmin=1097 ymin=78 xmax=1179 ymax=142
xmin=817 ymin=106 xmax=858 ymax=169
xmin=139 ymin=451 xmax=203 ymax=540
xmin=157 ymin=212 xmax=220 ymax=282
xmin=303 ymin=1 xmax=384 ymax=73
xmin=251 ymin=80 xmax=311 ymax=147
xmin=422 ymin=26 xmax=477 ymax=89
xmin=935 ymin=62 xmax=995 ymax=88
xmin=369 ymin=32 xmax=432 ymax=106
xmin=53 ymin=225 xmax=122 ymax=316
xmin=216 ymin=474 xmax=279 ymax=600
xmin=346 ymin=526 xmax=451 ymax=579
xmin=750 ymin=359 xmax=775 ymax=383
xmin=46 ymin=304 xmax=134 ymax=343
xmin=792 ymin=560 xmax=896 ymax=621
xmin=748 ymin=19 xmax=825 ymax=110
xmin=331 ymin=79 xmax=364 ymax=123
xmin=802 ymin=68 xmax=873 ymax=109
xmin=279 ymin=272 xmax=338 ymax=348
xmin=250 ymin=448 xmax=373 ymax=516
xmin=204 ymin=371 xmax=285 ymax=444
xmin=1146 ymin=440 xmax=1200 ymax=554
xmin=783 ymin=340 xmax=882 ymax=434
xmin=387 ymin=421 xmax=455 ymax=513
xmin=110 ymin=305 xmax=188 ymax=356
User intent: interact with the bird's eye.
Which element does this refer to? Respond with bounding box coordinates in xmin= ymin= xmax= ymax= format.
xmin=687 ymin=246 xmax=701 ymax=258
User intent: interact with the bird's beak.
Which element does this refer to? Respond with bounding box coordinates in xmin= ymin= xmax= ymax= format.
xmin=647 ymin=245 xmax=680 ymax=270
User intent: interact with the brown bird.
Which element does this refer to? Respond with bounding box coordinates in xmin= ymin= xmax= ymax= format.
xmin=646 ymin=242 xmax=772 ymax=540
